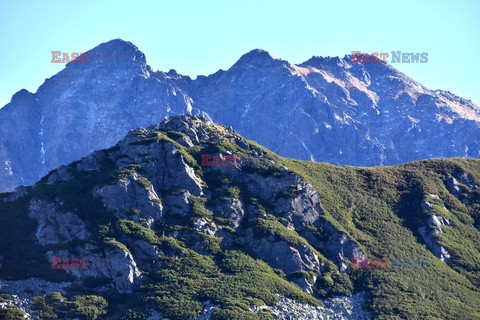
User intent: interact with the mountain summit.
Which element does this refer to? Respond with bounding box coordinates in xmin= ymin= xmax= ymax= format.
xmin=0 ymin=39 xmax=479 ymax=192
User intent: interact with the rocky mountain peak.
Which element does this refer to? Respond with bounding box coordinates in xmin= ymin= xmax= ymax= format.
xmin=73 ymin=38 xmax=146 ymax=66
xmin=233 ymin=48 xmax=284 ymax=68
xmin=0 ymin=40 xmax=479 ymax=194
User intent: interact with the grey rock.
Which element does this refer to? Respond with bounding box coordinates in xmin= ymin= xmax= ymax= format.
xmin=193 ymin=218 xmax=218 ymax=236
xmin=421 ymin=201 xmax=433 ymax=211
xmin=194 ymin=301 xmax=217 ymax=320
xmin=292 ymin=275 xmax=316 ymax=294
xmin=45 ymin=165 xmax=73 ymax=184
xmin=214 ymin=197 xmax=245 ymax=228
xmin=253 ymin=293 xmax=371 ymax=320
xmin=418 ymin=215 xmax=451 ymax=261
xmin=445 ymin=174 xmax=462 ymax=197
xmin=244 ymin=229 xmax=322 ymax=277
xmin=28 ymin=199 xmax=90 ymax=245
xmin=47 ymin=246 xmax=143 ymax=293
xmin=94 ymin=173 xmax=163 ymax=224
xmin=165 ymin=190 xmax=191 ymax=216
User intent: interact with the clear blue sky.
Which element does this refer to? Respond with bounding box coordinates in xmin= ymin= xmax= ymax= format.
xmin=1 ymin=0 xmax=479 ymax=108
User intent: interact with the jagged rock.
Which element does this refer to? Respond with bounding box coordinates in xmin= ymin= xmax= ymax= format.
xmin=94 ymin=173 xmax=163 ymax=224
xmin=194 ymin=301 xmax=217 ymax=320
xmin=28 ymin=199 xmax=90 ymax=245
xmin=123 ymin=239 xmax=160 ymax=271
xmin=251 ymin=293 xmax=371 ymax=320
xmin=219 ymin=160 xmax=365 ymax=271
xmin=47 ymin=246 xmax=142 ymax=293
xmin=75 ymin=151 xmax=105 ymax=172
xmin=418 ymin=215 xmax=451 ymax=261
xmin=456 ymin=171 xmax=478 ymax=190
xmin=193 ymin=218 xmax=217 ymax=236
xmin=164 ymin=190 xmax=191 ymax=216
xmin=292 ymin=275 xmax=316 ymax=294
xmin=214 ymin=197 xmax=245 ymax=228
xmin=445 ymin=171 xmax=478 ymax=204
xmin=137 ymin=143 xmax=204 ymax=197
xmin=445 ymin=174 xmax=462 ymax=197
xmin=275 ymin=181 xmax=325 ymax=227
xmin=45 ymin=166 xmax=73 ymax=184
xmin=243 ymin=229 xmax=322 ymax=277
xmin=4 ymin=115 xmax=476 ymax=319
xmin=421 ymin=201 xmax=433 ymax=211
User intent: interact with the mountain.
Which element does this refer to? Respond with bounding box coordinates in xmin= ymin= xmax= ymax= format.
xmin=1 ymin=39 xmax=479 ymax=193
xmin=1 ymin=115 xmax=480 ymax=319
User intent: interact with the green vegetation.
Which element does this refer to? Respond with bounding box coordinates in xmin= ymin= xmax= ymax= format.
xmin=0 ymin=308 xmax=26 ymax=320
xmin=2 ymin=119 xmax=480 ymax=319
xmin=118 ymin=219 xmax=160 ymax=245
xmin=104 ymin=237 xmax=131 ymax=254
xmin=135 ymin=177 xmax=151 ymax=190
xmin=252 ymin=215 xmax=309 ymax=246
xmin=31 ymin=293 xmax=107 ymax=320
xmin=0 ymin=293 xmax=12 ymax=303
xmin=280 ymin=157 xmax=480 ymax=318
xmin=227 ymin=186 xmax=241 ymax=199
xmin=135 ymin=249 xmax=320 ymax=320
xmin=189 ymin=195 xmax=214 ymax=218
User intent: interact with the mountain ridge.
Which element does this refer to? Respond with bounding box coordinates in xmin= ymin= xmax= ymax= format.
xmin=0 ymin=39 xmax=479 ymax=193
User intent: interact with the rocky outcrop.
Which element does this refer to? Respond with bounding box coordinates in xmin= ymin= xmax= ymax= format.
xmin=444 ymin=171 xmax=479 ymax=205
xmin=243 ymin=229 xmax=322 ymax=275
xmin=46 ymin=247 xmax=142 ymax=293
xmin=418 ymin=215 xmax=451 ymax=261
xmin=28 ymin=199 xmax=90 ymax=245
xmin=94 ymin=173 xmax=163 ymax=227
xmin=258 ymin=293 xmax=370 ymax=320
xmin=27 ymin=199 xmax=143 ymax=293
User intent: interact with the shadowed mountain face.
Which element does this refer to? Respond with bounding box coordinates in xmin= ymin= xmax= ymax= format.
xmin=1 ymin=39 xmax=479 ymax=192
xmin=1 ymin=115 xmax=480 ymax=319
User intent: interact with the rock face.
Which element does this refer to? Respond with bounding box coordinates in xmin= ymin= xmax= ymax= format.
xmin=265 ymin=293 xmax=370 ymax=320
xmin=0 ymin=115 xmax=367 ymax=319
xmin=1 ymin=40 xmax=480 ymax=192
xmin=418 ymin=215 xmax=451 ymax=261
